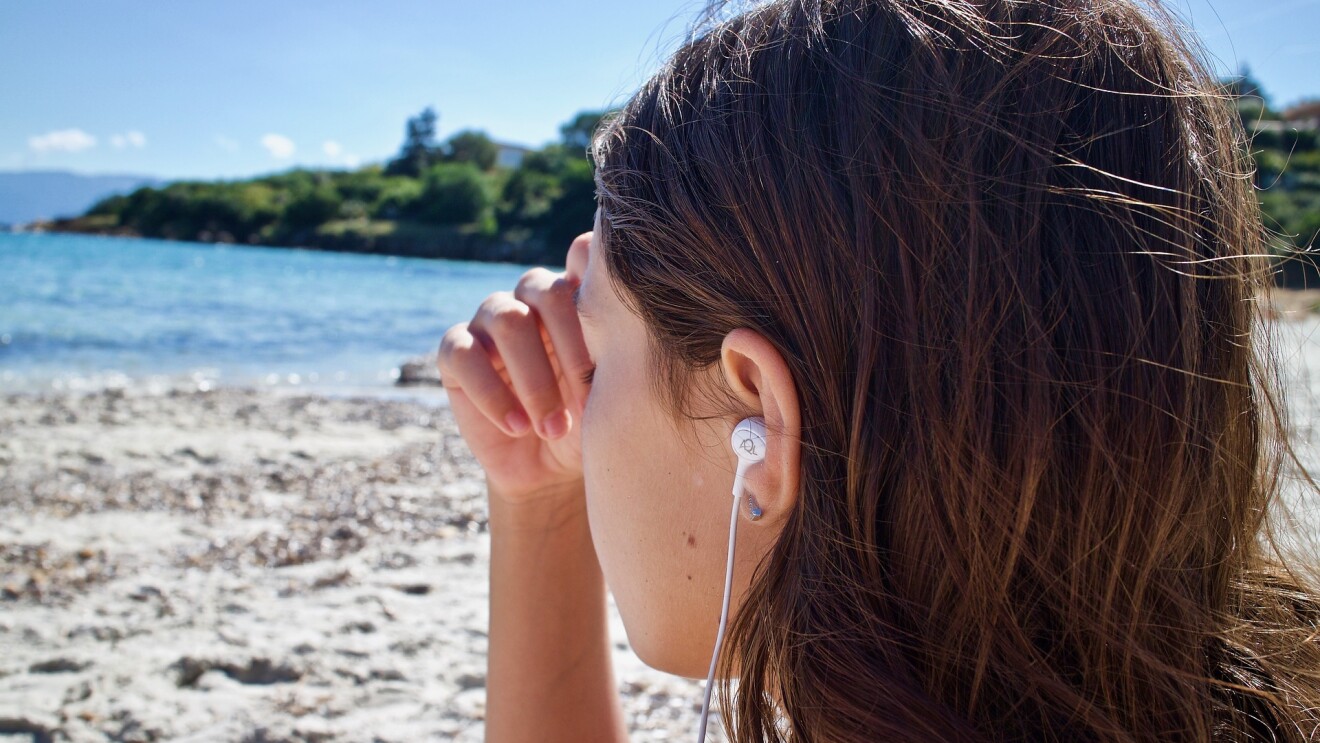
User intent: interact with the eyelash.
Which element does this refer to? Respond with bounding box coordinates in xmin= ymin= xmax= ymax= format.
xmin=580 ymin=365 xmax=597 ymax=385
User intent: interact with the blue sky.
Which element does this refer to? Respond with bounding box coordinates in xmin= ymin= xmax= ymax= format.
xmin=2 ymin=0 xmax=1316 ymax=181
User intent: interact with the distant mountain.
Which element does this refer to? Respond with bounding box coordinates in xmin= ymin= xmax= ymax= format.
xmin=0 ymin=170 xmax=166 ymax=226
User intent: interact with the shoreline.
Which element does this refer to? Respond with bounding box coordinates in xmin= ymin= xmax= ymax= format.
xmin=0 ymin=374 xmax=453 ymax=406
xmin=0 ymin=358 xmax=451 ymax=404
xmin=0 ymin=384 xmax=720 ymax=742
xmin=14 ymin=218 xmax=557 ymax=267
xmin=1 ymin=285 xmax=1316 ymax=398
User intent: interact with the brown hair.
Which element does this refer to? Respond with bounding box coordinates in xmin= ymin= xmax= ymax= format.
xmin=588 ymin=0 xmax=1320 ymax=740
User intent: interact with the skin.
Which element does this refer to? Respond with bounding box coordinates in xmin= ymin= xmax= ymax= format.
xmin=438 ymin=208 xmax=802 ymax=739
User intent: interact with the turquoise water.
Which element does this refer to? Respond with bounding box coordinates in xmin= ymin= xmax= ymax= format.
xmin=0 ymin=232 xmax=538 ymax=393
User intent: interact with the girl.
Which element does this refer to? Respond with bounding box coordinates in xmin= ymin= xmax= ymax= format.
xmin=437 ymin=0 xmax=1320 ymax=739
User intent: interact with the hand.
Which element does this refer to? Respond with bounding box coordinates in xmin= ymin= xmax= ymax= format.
xmin=437 ymin=232 xmax=594 ymax=503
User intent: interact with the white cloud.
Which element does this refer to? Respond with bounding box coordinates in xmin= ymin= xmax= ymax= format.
xmin=214 ymin=135 xmax=240 ymax=152
xmin=109 ymin=130 xmax=147 ymax=149
xmin=260 ymin=133 xmax=296 ymax=159
xmin=28 ymin=128 xmax=96 ymax=153
xmin=322 ymin=139 xmax=361 ymax=169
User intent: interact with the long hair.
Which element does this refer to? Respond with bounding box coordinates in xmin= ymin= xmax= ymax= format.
xmin=587 ymin=0 xmax=1320 ymax=740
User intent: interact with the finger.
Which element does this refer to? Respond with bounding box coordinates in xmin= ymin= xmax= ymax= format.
xmin=514 ymin=267 xmax=593 ymax=415
xmin=437 ymin=323 xmax=533 ymax=437
xmin=471 ymin=292 xmax=569 ymax=440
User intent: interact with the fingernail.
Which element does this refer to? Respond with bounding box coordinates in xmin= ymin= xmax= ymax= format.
xmin=505 ymin=410 xmax=531 ymax=435
xmin=541 ymin=408 xmax=568 ymax=439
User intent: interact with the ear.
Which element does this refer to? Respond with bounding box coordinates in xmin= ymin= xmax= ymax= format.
xmin=719 ymin=328 xmax=802 ymax=525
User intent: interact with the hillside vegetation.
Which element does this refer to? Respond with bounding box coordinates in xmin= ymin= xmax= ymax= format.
xmin=45 ymin=108 xmax=602 ymax=267
xmin=43 ymin=75 xmax=1320 ymax=281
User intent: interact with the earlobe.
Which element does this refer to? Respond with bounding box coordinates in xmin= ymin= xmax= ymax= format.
xmin=719 ymin=328 xmax=802 ymax=523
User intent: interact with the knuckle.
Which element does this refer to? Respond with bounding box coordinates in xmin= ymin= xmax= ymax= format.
xmin=438 ymin=323 xmax=467 ymax=350
xmin=488 ymin=304 xmax=533 ymax=334
xmin=515 ymin=266 xmax=555 ymax=289
xmin=436 ymin=338 xmax=476 ymax=377
xmin=477 ymin=292 xmax=535 ymax=334
xmin=436 ymin=325 xmax=468 ymax=367
xmin=543 ymin=275 xmax=575 ymax=302
xmin=477 ymin=290 xmax=514 ymax=317
xmin=513 ymin=267 xmax=562 ymax=305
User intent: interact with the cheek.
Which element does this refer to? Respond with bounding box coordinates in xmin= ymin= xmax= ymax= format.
xmin=581 ymin=377 xmax=637 ymax=581
xmin=580 ymin=374 xmax=728 ymax=677
xmin=580 ymin=378 xmax=618 ymax=559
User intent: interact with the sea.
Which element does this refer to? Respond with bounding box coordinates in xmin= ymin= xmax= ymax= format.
xmin=7 ymin=232 xmax=1320 ymax=401
xmin=0 ymin=232 xmax=536 ymax=398
xmin=3 ymin=229 xmax=1320 ymax=543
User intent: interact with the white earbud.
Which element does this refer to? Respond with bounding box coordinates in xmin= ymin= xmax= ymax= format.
xmin=730 ymin=416 xmax=767 ymax=501
xmin=732 ymin=416 xmax=768 ymax=460
xmin=697 ymin=415 xmax=767 ymax=743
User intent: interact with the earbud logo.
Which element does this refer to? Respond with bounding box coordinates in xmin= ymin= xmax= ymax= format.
xmin=739 ymin=436 xmax=759 ymax=457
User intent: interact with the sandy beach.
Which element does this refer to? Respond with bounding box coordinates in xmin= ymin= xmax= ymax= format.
xmin=5 ymin=292 xmax=1320 ymax=742
xmin=0 ymin=385 xmax=721 ymax=742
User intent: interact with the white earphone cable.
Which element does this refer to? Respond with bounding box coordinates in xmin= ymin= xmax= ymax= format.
xmin=697 ymin=467 xmax=746 ymax=743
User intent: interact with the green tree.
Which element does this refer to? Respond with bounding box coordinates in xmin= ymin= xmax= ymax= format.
xmin=283 ymin=180 xmax=342 ymax=230
xmin=495 ymin=141 xmax=596 ymax=261
xmin=415 ymin=162 xmax=491 ymax=225
xmin=372 ymin=177 xmax=424 ymax=219
xmin=1224 ymin=65 xmax=1280 ymax=124
xmin=386 ymin=107 xmax=441 ymax=177
xmin=88 ymin=193 xmax=128 ymax=217
xmin=498 ymin=166 xmax=560 ymax=228
xmin=332 ymin=165 xmax=390 ymax=204
xmin=444 ymin=129 xmax=499 ymax=171
xmin=559 ymin=109 xmax=616 ymax=154
xmin=538 ymin=156 xmax=597 ymax=262
xmin=1226 ymin=64 xmax=1267 ymax=103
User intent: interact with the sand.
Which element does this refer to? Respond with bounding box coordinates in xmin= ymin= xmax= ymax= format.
xmin=0 ymin=385 xmax=721 ymax=742
xmin=7 ymin=297 xmax=1320 ymax=742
